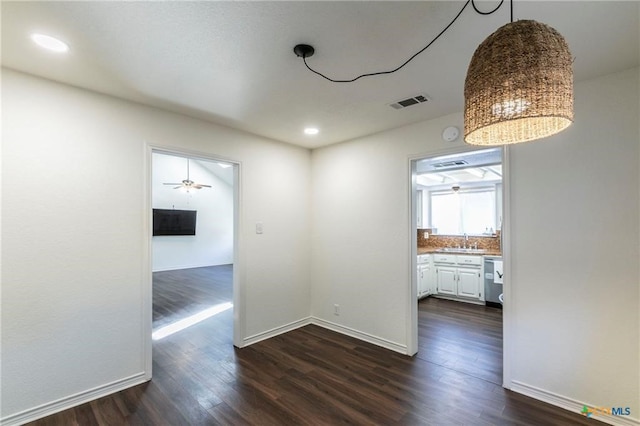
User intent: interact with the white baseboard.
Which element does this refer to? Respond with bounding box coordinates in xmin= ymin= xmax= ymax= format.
xmin=242 ymin=316 xmax=408 ymax=356
xmin=0 ymin=372 xmax=148 ymax=426
xmin=242 ymin=317 xmax=312 ymax=346
xmin=310 ymin=317 xmax=408 ymax=355
xmin=511 ymin=381 xmax=639 ymax=426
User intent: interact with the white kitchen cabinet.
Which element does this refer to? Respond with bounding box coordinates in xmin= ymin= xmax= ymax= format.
xmin=433 ymin=254 xmax=484 ymax=303
xmin=457 ymin=267 xmax=482 ymax=299
xmin=417 ymin=254 xmax=434 ymax=299
xmin=418 ymin=264 xmax=431 ymax=298
xmin=435 ymin=266 xmax=457 ymax=296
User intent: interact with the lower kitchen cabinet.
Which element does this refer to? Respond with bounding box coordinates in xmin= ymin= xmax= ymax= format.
xmin=457 ymin=267 xmax=482 ymax=299
xmin=435 ymin=266 xmax=457 ymax=296
xmin=433 ymin=254 xmax=484 ymax=303
xmin=417 ymin=254 xmax=434 ymax=298
xmin=418 ymin=264 xmax=431 ymax=298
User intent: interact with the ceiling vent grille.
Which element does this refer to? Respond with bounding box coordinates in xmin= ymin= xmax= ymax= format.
xmin=389 ymin=94 xmax=429 ymax=110
xmin=433 ymin=160 xmax=468 ymax=168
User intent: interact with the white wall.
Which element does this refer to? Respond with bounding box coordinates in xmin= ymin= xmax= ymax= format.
xmin=310 ymin=112 xmax=469 ymax=350
xmin=1 ymin=69 xmax=311 ymax=420
xmin=509 ymin=68 xmax=639 ymax=419
xmin=152 ymin=153 xmax=233 ymax=271
xmin=311 ymin=68 xmax=639 ymax=418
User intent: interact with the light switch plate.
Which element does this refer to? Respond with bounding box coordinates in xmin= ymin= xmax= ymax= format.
xmin=256 ymin=222 xmax=263 ymax=234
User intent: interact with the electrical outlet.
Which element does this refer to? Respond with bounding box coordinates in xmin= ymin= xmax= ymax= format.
xmin=256 ymin=222 xmax=263 ymax=234
xmin=333 ymin=304 xmax=340 ymax=316
xmin=423 ymin=231 xmax=429 ymax=239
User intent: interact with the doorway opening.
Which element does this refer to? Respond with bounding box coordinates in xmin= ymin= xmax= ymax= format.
xmin=146 ymin=148 xmax=240 ymax=377
xmin=411 ymin=147 xmax=507 ymax=386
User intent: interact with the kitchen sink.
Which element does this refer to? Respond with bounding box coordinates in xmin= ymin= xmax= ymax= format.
xmin=436 ymin=248 xmax=486 ymax=254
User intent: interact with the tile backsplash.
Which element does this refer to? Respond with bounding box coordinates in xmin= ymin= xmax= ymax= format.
xmin=417 ymin=228 xmax=501 ymax=252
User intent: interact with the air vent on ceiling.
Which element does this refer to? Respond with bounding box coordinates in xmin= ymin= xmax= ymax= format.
xmin=389 ymin=94 xmax=429 ymax=110
xmin=433 ymin=160 xmax=468 ymax=168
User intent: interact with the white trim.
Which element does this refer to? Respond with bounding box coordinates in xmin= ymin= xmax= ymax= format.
xmin=501 ymin=145 xmax=512 ymax=388
xmin=0 ymin=373 xmax=148 ymax=426
xmin=241 ymin=315 xmax=409 ymax=355
xmin=241 ymin=315 xmax=408 ymax=355
xmin=231 ymin=160 xmax=244 ymax=348
xmin=511 ymin=381 xmax=640 ymax=426
xmin=242 ymin=317 xmax=312 ymax=347
xmin=408 ymin=145 xmax=511 ymax=378
xmin=146 ymin=145 xmax=244 ymax=353
xmin=142 ymin=143 xmax=153 ymax=380
xmin=311 ymin=317 xmax=408 ymax=355
xmin=407 ymin=157 xmax=418 ymax=356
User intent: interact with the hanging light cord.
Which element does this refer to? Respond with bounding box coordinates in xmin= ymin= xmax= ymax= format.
xmin=301 ymin=0 xmax=508 ymax=83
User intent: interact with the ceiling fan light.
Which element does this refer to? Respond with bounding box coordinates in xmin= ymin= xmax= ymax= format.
xmin=464 ymin=20 xmax=573 ymax=145
xmin=163 ymin=158 xmax=211 ymax=192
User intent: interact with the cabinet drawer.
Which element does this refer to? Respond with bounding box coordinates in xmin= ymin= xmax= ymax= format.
xmin=433 ymin=254 xmax=456 ymax=264
xmin=457 ymin=255 xmax=482 ymax=266
xmin=417 ymin=254 xmax=431 ymax=264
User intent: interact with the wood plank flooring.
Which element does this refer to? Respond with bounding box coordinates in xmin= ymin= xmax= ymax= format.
xmin=26 ymin=266 xmax=602 ymax=425
xmin=417 ymin=297 xmax=503 ymax=386
xmin=152 ymin=265 xmax=233 ymax=329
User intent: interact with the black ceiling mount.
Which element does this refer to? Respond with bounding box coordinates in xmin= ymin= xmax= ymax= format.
xmin=293 ymin=44 xmax=315 ymax=58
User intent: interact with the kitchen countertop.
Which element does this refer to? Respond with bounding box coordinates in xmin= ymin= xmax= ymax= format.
xmin=418 ymin=247 xmax=502 ymax=256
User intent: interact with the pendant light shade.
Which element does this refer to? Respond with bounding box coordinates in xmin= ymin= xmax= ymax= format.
xmin=464 ymin=20 xmax=573 ymax=145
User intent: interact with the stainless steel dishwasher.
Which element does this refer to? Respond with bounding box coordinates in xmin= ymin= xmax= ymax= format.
xmin=484 ymin=256 xmax=503 ymax=308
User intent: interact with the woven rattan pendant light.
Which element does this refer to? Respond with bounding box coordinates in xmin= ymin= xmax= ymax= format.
xmin=464 ymin=20 xmax=573 ymax=145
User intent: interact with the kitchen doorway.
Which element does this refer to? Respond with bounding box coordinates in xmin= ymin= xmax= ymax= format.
xmin=145 ymin=148 xmax=241 ymax=377
xmin=410 ymin=146 xmax=510 ymax=387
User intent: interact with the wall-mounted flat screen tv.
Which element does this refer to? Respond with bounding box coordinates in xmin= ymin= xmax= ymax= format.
xmin=153 ymin=209 xmax=197 ymax=236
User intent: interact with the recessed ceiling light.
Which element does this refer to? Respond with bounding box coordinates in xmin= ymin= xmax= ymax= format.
xmin=31 ymin=33 xmax=69 ymax=53
xmin=304 ymin=127 xmax=319 ymax=135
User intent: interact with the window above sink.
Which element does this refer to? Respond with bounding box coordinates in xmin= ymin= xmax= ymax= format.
xmin=416 ymin=148 xmax=502 ymax=236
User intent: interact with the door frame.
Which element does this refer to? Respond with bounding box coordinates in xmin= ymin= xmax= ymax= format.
xmin=408 ymin=145 xmax=512 ymax=388
xmin=143 ymin=144 xmax=243 ymax=379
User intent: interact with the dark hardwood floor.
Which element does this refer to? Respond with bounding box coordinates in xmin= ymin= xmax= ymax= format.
xmin=417 ymin=297 xmax=503 ymax=386
xmin=26 ymin=267 xmax=602 ymax=425
xmin=153 ymin=265 xmax=233 ymax=329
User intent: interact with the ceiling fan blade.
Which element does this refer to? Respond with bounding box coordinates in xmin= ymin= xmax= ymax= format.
xmin=163 ymin=183 xmax=182 ymax=185
xmin=192 ymin=183 xmax=212 ymax=189
xmin=173 ymin=186 xmax=182 ymax=189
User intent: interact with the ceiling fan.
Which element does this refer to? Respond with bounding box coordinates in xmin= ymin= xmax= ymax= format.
xmin=163 ymin=158 xmax=211 ymax=192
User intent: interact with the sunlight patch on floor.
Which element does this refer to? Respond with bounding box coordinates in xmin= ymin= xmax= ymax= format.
xmin=152 ymin=301 xmax=233 ymax=340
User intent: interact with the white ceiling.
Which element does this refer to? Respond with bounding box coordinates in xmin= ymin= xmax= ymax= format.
xmin=154 ymin=152 xmax=234 ymax=186
xmin=416 ymin=165 xmax=502 ymax=189
xmin=416 ymin=147 xmax=502 ymax=188
xmin=2 ymin=1 xmax=638 ymax=149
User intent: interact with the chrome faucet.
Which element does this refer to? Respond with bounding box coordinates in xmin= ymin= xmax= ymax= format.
xmin=463 ymin=233 xmax=468 ymax=249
